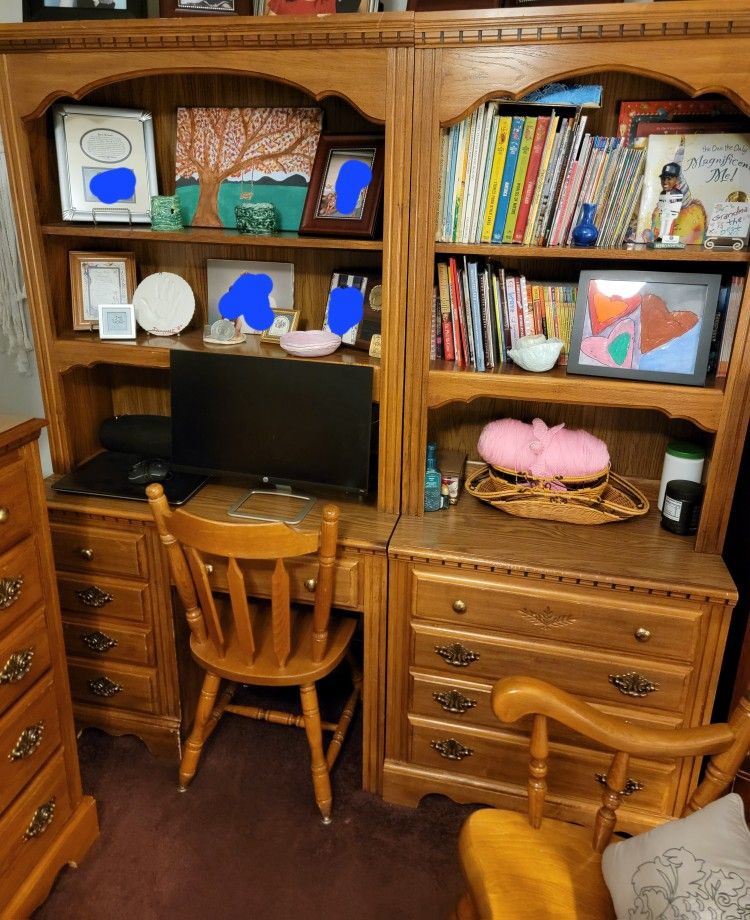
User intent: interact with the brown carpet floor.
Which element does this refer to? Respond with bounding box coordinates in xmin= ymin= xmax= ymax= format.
xmin=34 ymin=673 xmax=478 ymax=920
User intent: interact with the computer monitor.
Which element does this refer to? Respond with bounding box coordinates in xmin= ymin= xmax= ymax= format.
xmin=170 ymin=351 xmax=375 ymax=519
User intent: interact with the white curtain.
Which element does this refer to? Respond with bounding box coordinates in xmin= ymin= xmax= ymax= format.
xmin=0 ymin=128 xmax=32 ymax=375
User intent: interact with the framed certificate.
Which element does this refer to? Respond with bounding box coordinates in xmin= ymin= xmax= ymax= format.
xmin=70 ymin=251 xmax=136 ymax=330
xmin=53 ymin=104 xmax=158 ymax=223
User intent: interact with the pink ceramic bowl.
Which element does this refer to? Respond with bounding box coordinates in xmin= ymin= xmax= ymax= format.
xmin=279 ymin=330 xmax=342 ymax=357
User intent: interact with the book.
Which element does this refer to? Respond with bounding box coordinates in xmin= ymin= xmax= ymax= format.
xmin=458 ymin=108 xmax=481 ymax=242
xmin=460 ymin=258 xmax=476 ymax=368
xmin=634 ymin=132 xmax=750 ymax=245
xmin=618 ymin=99 xmax=742 ymax=147
xmin=442 ymin=124 xmax=460 ymax=240
xmin=513 ymin=115 xmax=551 ymax=244
xmin=451 ymin=117 xmax=470 ymax=240
xmin=449 ymin=256 xmax=470 ymax=369
xmin=481 ymin=116 xmax=512 ymax=243
xmin=436 ymin=261 xmax=455 ymax=362
xmin=523 ymin=112 xmax=560 ymax=245
xmin=502 ymin=116 xmax=537 ymax=243
xmin=530 ymin=116 xmax=569 ymax=245
xmin=542 ymin=112 xmax=587 ymax=246
xmin=717 ymin=275 xmax=745 ymax=376
xmin=466 ymin=259 xmax=485 ymax=372
xmin=470 ymin=104 xmax=499 ymax=243
xmin=491 ymin=115 xmax=525 ymax=244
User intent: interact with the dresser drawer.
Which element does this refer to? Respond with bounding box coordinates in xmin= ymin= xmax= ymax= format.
xmin=409 ymin=716 xmax=676 ymax=814
xmin=57 ymin=573 xmax=148 ymax=625
xmin=0 ymin=610 xmax=51 ymax=718
xmin=412 ymin=567 xmax=702 ymax=663
xmin=0 ymin=456 xmax=33 ymax=554
xmin=411 ymin=623 xmax=691 ymax=714
xmin=0 ymin=749 xmax=73 ymax=889
xmin=67 ymin=659 xmax=158 ymax=715
xmin=0 ymin=538 xmax=44 ymax=637
xmin=63 ymin=617 xmax=153 ymax=667
xmin=50 ymin=521 xmax=146 ymax=579
xmin=0 ymin=674 xmax=61 ymax=815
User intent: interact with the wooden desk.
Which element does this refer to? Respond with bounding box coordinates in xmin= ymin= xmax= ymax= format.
xmin=45 ymin=477 xmax=397 ymax=793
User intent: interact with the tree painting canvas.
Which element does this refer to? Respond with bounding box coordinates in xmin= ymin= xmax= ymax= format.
xmin=175 ymin=107 xmax=323 ymax=231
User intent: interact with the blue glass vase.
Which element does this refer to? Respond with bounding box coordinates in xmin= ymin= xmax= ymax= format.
xmin=572 ymin=203 xmax=599 ymax=247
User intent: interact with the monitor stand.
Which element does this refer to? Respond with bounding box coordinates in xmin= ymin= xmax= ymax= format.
xmin=227 ymin=488 xmax=315 ymax=524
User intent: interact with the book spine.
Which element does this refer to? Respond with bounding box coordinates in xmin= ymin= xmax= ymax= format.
xmin=491 ymin=115 xmax=525 ymax=244
xmin=503 ymin=116 xmax=537 ymax=243
xmin=718 ymin=276 xmax=745 ymax=375
xmin=513 ymin=115 xmax=550 ymax=244
xmin=532 ymin=117 xmax=568 ymax=246
xmin=523 ymin=112 xmax=559 ymax=246
xmin=478 ymin=266 xmax=493 ymax=369
xmin=466 ymin=259 xmax=486 ymax=372
xmin=543 ymin=113 xmax=586 ymax=246
xmin=435 ymin=128 xmax=449 ymax=241
xmin=433 ymin=286 xmax=443 ymax=359
xmin=449 ymin=257 xmax=470 ymax=369
xmin=495 ymin=265 xmax=510 ymax=363
xmin=458 ymin=108 xmax=480 ymax=243
xmin=436 ymin=261 xmax=455 ymax=362
xmin=460 ymin=258 xmax=476 ymax=368
xmin=505 ymin=274 xmax=520 ymax=350
xmin=443 ymin=125 xmax=459 ymax=241
xmin=472 ymin=108 xmax=499 ymax=244
xmin=452 ymin=118 xmax=469 ymax=242
xmin=481 ymin=115 xmax=512 ymax=244
xmin=430 ymin=284 xmax=437 ymax=360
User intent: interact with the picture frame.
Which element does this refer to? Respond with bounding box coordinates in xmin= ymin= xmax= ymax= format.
xmin=159 ymin=0 xmax=252 ymax=16
xmin=98 ymin=303 xmax=136 ymax=340
xmin=263 ymin=0 xmax=367 ymax=14
xmin=323 ymin=270 xmax=382 ymax=349
xmin=207 ymin=258 xmax=295 ymax=334
xmin=567 ymin=270 xmax=721 ymax=387
xmin=260 ymin=308 xmax=300 ymax=343
xmin=53 ymin=104 xmax=158 ymax=223
xmin=23 ymin=0 xmax=147 ymax=20
xmin=299 ymin=134 xmax=385 ymax=239
xmin=69 ymin=251 xmax=136 ymax=331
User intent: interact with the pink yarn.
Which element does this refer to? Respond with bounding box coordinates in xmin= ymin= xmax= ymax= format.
xmin=477 ymin=418 xmax=610 ymax=480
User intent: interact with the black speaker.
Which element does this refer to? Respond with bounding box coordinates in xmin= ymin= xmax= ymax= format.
xmin=98 ymin=415 xmax=171 ymax=460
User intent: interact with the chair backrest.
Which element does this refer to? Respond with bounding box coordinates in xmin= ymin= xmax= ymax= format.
xmin=147 ymin=484 xmax=340 ymax=667
xmin=492 ymin=676 xmax=750 ymax=853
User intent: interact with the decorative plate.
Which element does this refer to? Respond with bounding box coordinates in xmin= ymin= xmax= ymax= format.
xmin=133 ymin=272 xmax=195 ymax=336
xmin=279 ymin=330 xmax=341 ymax=357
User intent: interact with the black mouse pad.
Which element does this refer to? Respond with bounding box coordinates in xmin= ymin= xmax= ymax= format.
xmin=52 ymin=451 xmax=208 ymax=506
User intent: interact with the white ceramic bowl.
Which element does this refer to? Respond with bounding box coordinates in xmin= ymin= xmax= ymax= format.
xmin=508 ymin=335 xmax=564 ymax=372
xmin=279 ymin=330 xmax=342 ymax=357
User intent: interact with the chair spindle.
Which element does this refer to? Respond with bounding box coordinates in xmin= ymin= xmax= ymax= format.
xmin=228 ymin=557 xmax=255 ymax=664
xmin=528 ymin=713 xmax=548 ymax=828
xmin=312 ymin=505 xmax=339 ymax=663
xmin=593 ymin=750 xmax=629 ymax=853
xmin=271 ymin=557 xmax=292 ymax=667
xmin=186 ymin=547 xmax=225 ymax=657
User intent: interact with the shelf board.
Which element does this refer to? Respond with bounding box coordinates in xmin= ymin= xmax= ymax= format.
xmin=427 ymin=363 xmax=724 ymax=432
xmin=433 ymin=242 xmax=750 ymax=262
xmin=41 ymin=222 xmax=384 ymax=252
xmin=53 ymin=330 xmax=381 ymax=401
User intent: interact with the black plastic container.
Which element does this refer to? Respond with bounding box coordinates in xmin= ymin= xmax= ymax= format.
xmin=660 ymin=479 xmax=704 ymax=536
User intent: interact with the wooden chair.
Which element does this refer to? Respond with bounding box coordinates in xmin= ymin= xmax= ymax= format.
xmin=147 ymin=484 xmax=361 ymax=823
xmin=454 ymin=676 xmax=750 ymax=920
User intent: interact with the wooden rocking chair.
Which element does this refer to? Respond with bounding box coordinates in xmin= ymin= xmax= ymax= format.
xmin=147 ymin=484 xmax=361 ymax=823
xmin=454 ymin=675 xmax=750 ymax=919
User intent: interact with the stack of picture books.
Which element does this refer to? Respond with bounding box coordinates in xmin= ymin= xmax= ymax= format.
xmin=431 ymin=257 xmax=577 ymax=370
xmin=436 ymin=104 xmax=646 ymax=248
xmin=710 ymin=275 xmax=745 ymax=377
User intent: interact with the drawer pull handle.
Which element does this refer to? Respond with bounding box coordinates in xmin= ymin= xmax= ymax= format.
xmin=82 ymin=631 xmax=118 ymax=654
xmin=431 ymin=738 xmax=473 ymax=761
xmin=204 ymin=563 xmax=214 ymax=575
xmin=9 ymin=721 xmax=45 ymax=761
xmin=305 ymin=578 xmax=317 ymax=593
xmin=433 ymin=689 xmax=477 ymax=714
xmin=634 ymin=627 xmax=652 ymax=642
xmin=79 ymin=548 xmax=94 ymax=561
xmin=451 ymin=599 xmax=466 ymax=614
xmin=435 ymin=643 xmax=479 ymax=668
xmin=0 ymin=576 xmax=23 ymax=610
xmin=0 ymin=506 xmax=8 ymax=524
xmin=76 ymin=586 xmax=112 ymax=609
xmin=24 ymin=798 xmax=56 ymax=840
xmin=595 ymin=773 xmax=644 ymax=797
xmin=609 ymin=671 xmax=658 ymax=697
xmin=88 ymin=676 xmax=123 ymax=698
xmin=0 ymin=647 xmax=34 ymax=685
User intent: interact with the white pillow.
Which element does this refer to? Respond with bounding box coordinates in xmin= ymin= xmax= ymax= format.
xmin=601 ymin=793 xmax=750 ymax=919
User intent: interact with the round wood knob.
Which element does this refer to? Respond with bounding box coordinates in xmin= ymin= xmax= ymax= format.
xmin=0 ymin=507 xmax=8 ymax=524
xmin=452 ymin=599 xmax=467 ymax=614
xmin=304 ymin=578 xmax=317 ymax=592
xmin=634 ymin=627 xmax=651 ymax=642
xmin=79 ymin=548 xmax=94 ymax=561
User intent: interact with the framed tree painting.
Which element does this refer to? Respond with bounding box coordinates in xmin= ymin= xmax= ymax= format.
xmin=23 ymin=0 xmax=147 ymax=20
xmin=175 ymin=107 xmax=322 ymax=232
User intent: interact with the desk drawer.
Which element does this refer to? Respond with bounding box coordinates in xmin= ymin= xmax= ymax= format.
xmin=412 ymin=567 xmax=702 ymax=663
xmin=0 ymin=456 xmax=33 ymax=554
xmin=0 ymin=674 xmax=60 ymax=814
xmin=67 ymin=659 xmax=158 ymax=715
xmin=57 ymin=574 xmax=148 ymax=625
xmin=0 ymin=538 xmax=44 ymax=637
xmin=63 ymin=617 xmax=153 ymax=667
xmin=50 ymin=522 xmax=146 ymax=579
xmin=411 ymin=623 xmax=691 ymax=715
xmin=0 ymin=610 xmax=51 ymax=718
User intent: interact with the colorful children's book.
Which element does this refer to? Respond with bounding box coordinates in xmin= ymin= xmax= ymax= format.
xmin=502 ymin=116 xmax=537 ymax=243
xmin=617 ymin=99 xmax=742 ymax=146
xmin=513 ymin=115 xmax=551 ymax=244
xmin=481 ymin=115 xmax=512 ymax=243
xmin=466 ymin=259 xmax=485 ymax=372
xmin=491 ymin=115 xmax=525 ymax=244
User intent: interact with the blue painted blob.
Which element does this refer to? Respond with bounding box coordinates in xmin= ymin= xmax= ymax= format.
xmin=334 ymin=160 xmax=372 ymax=215
xmin=218 ymin=272 xmax=275 ymax=332
xmin=328 ymin=286 xmax=364 ymax=336
xmin=89 ymin=168 xmax=136 ymax=205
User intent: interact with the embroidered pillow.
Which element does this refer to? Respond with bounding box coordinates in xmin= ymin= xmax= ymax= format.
xmin=601 ymin=793 xmax=750 ymax=919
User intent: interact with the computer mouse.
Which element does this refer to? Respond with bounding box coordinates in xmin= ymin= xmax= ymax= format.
xmin=127 ymin=458 xmax=169 ymax=485
xmin=146 ymin=459 xmax=170 ymax=482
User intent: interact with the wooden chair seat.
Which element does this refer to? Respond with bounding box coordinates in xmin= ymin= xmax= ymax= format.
xmin=457 ymin=809 xmax=615 ymax=920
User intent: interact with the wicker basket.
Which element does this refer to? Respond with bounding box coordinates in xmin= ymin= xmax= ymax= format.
xmin=465 ymin=464 xmax=650 ymax=525
xmin=485 ymin=463 xmax=611 ymax=500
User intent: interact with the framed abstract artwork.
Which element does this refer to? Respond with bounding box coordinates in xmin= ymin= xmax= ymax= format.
xmin=567 ymin=270 xmax=721 ymax=387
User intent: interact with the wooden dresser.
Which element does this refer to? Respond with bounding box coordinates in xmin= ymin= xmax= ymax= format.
xmin=0 ymin=416 xmax=97 ymax=920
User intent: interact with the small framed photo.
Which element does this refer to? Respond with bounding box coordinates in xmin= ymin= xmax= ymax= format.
xmin=69 ymin=251 xmax=136 ymax=331
xmin=159 ymin=0 xmax=252 ymax=15
xmin=567 ymin=270 xmax=721 ymax=387
xmin=207 ymin=258 xmax=294 ymax=334
xmin=704 ymin=201 xmax=750 ymax=251
xmin=260 ymin=309 xmax=300 ymax=343
xmin=53 ymin=104 xmax=158 ymax=223
xmin=98 ymin=304 xmax=136 ymax=340
xmin=23 ymin=1 xmax=147 ymax=20
xmin=323 ymin=270 xmax=382 ymax=348
xmin=299 ymin=134 xmax=385 ymax=239
xmin=264 ymin=0 xmax=366 ymax=12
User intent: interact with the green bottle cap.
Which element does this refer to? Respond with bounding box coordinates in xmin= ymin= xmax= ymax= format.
xmin=666 ymin=441 xmax=705 ymax=460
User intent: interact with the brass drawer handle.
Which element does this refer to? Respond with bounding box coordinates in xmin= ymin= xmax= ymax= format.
xmin=76 ymin=586 xmax=112 ymax=609
xmin=634 ymin=627 xmax=652 ymax=642
xmin=452 ymin=599 xmax=466 ymax=614
xmin=81 ymin=631 xmax=118 ymax=654
xmin=432 ymin=689 xmax=477 ymax=714
xmin=0 ymin=576 xmax=23 ymax=610
xmin=435 ymin=643 xmax=479 ymax=667
xmin=24 ymin=798 xmax=56 ymax=840
xmin=431 ymin=738 xmax=473 ymax=761
xmin=79 ymin=548 xmax=94 ymax=561
xmin=9 ymin=721 xmax=45 ymax=761
xmin=0 ymin=647 xmax=34 ymax=685
xmin=87 ymin=676 xmax=123 ymax=698
xmin=595 ymin=773 xmax=644 ymax=797
xmin=305 ymin=578 xmax=317 ymax=593
xmin=609 ymin=671 xmax=658 ymax=697
xmin=0 ymin=506 xmax=8 ymax=524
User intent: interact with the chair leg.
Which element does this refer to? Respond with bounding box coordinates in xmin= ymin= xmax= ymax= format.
xmin=300 ymin=682 xmax=333 ymax=824
xmin=179 ymin=671 xmax=222 ymax=792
